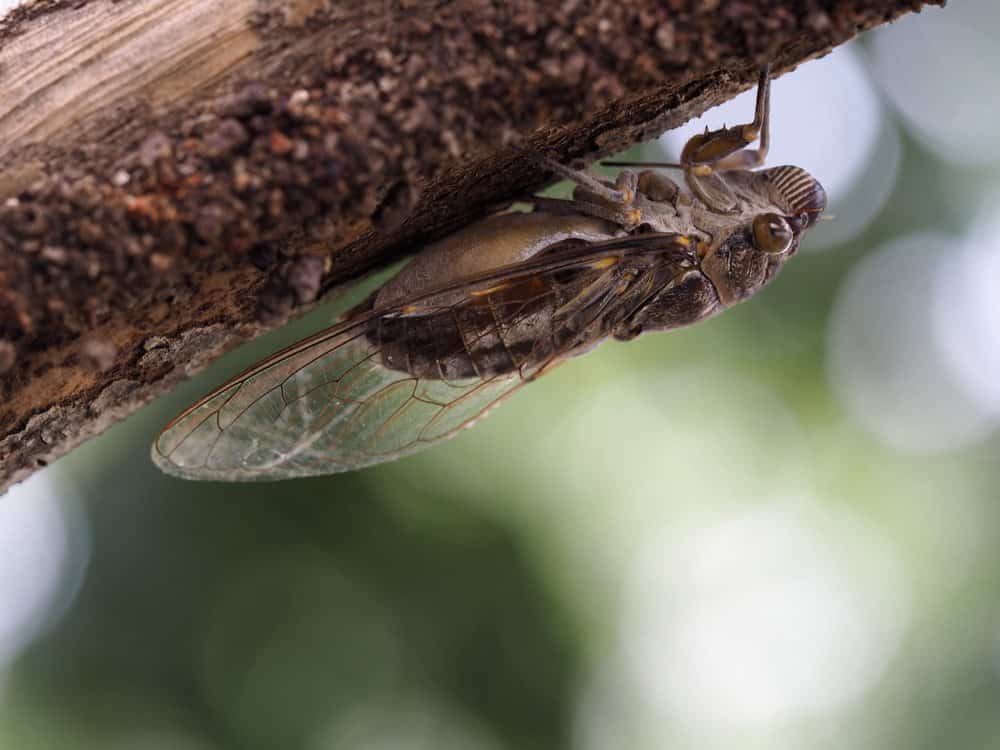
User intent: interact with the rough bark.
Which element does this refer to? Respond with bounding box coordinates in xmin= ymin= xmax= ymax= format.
xmin=0 ymin=0 xmax=942 ymax=491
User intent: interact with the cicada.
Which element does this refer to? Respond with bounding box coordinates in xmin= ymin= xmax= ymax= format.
xmin=153 ymin=68 xmax=826 ymax=481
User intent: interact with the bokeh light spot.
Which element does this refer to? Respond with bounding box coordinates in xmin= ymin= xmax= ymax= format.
xmin=932 ymin=200 xmax=1000 ymax=417
xmin=576 ymin=503 xmax=910 ymax=749
xmin=0 ymin=472 xmax=88 ymax=678
xmin=624 ymin=504 xmax=908 ymax=723
xmin=870 ymin=2 xmax=1000 ymax=166
xmin=828 ymin=232 xmax=999 ymax=453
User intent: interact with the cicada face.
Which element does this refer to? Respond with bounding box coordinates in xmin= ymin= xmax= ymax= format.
xmin=698 ymin=166 xmax=827 ymax=308
xmin=152 ymin=67 xmax=826 ymax=481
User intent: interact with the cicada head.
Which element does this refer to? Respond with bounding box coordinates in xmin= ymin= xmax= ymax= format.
xmin=701 ymin=165 xmax=826 ymax=307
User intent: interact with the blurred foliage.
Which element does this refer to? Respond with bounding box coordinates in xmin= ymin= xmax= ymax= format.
xmin=9 ymin=407 xmax=581 ymax=749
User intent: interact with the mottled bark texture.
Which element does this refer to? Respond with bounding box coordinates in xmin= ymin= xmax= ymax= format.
xmin=0 ymin=0 xmax=942 ymax=491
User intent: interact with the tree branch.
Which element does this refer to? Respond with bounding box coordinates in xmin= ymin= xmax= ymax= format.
xmin=0 ymin=0 xmax=942 ymax=491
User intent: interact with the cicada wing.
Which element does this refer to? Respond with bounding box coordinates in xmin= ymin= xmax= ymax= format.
xmin=152 ymin=317 xmax=533 ymax=481
xmin=152 ymin=231 xmax=696 ymax=481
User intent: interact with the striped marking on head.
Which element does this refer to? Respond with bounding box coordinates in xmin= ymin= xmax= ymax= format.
xmin=765 ymin=166 xmax=827 ymax=227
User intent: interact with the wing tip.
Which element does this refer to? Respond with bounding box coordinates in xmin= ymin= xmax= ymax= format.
xmin=149 ymin=439 xmax=200 ymax=481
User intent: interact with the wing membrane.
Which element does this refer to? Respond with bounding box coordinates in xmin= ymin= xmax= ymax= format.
xmin=152 ymin=232 xmax=693 ymax=480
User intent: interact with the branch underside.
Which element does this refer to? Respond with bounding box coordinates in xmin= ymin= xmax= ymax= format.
xmin=0 ymin=0 xmax=942 ymax=491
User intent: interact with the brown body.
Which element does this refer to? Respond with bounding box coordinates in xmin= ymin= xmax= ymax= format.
xmin=374 ymin=224 xmax=704 ymax=381
xmin=152 ymin=68 xmax=827 ymax=481
xmin=365 ymin=160 xmax=823 ymax=382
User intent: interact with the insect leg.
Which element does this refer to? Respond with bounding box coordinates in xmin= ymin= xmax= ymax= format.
xmin=521 ymin=148 xmax=647 ymax=228
xmin=671 ymin=67 xmax=773 ymax=212
xmin=524 ymin=194 xmax=641 ymax=231
xmin=530 ymin=151 xmax=633 ymax=205
xmin=680 ymin=66 xmax=771 ymax=171
xmin=602 ymin=68 xmax=772 ymax=178
xmin=711 ymin=67 xmax=771 ymax=170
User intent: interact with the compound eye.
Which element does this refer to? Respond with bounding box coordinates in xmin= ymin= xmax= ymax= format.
xmin=752 ymin=213 xmax=794 ymax=254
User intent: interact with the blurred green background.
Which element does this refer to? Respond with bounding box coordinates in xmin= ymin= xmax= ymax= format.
xmin=5 ymin=2 xmax=1000 ymax=748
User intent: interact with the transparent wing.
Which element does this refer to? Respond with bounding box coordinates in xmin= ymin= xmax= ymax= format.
xmin=152 ymin=232 xmax=694 ymax=481
xmin=153 ymin=321 xmax=532 ymax=480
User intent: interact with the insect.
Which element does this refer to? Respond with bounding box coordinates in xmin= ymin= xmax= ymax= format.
xmin=153 ymin=67 xmax=826 ymax=481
